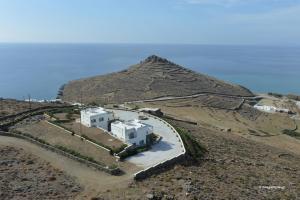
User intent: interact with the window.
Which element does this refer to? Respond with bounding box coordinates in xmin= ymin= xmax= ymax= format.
xmin=99 ymin=117 xmax=104 ymax=122
xmin=91 ymin=119 xmax=96 ymax=123
xmin=139 ymin=140 xmax=144 ymax=146
xmin=129 ymin=132 xmax=135 ymax=139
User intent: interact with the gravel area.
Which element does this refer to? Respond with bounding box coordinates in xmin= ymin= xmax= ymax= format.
xmin=0 ymin=145 xmax=81 ymax=200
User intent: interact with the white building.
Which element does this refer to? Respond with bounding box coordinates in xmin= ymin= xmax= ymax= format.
xmin=111 ymin=119 xmax=153 ymax=146
xmin=254 ymin=105 xmax=277 ymax=113
xmin=254 ymin=104 xmax=291 ymax=113
xmin=80 ymin=107 xmax=114 ymax=130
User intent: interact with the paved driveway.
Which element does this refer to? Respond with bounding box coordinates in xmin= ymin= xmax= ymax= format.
xmin=107 ymin=109 xmax=184 ymax=168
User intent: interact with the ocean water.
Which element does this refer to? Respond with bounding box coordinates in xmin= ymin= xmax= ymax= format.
xmin=0 ymin=43 xmax=300 ymax=100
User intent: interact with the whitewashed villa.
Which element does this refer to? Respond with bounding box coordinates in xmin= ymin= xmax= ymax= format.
xmin=111 ymin=119 xmax=153 ymax=146
xmin=80 ymin=107 xmax=114 ymax=130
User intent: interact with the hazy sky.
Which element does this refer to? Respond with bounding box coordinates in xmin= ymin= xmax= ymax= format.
xmin=0 ymin=0 xmax=300 ymax=45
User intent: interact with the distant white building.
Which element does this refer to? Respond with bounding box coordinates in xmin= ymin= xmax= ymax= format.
xmin=111 ymin=119 xmax=153 ymax=146
xmin=80 ymin=107 xmax=114 ymax=130
xmin=254 ymin=104 xmax=291 ymax=113
xmin=254 ymin=105 xmax=277 ymax=113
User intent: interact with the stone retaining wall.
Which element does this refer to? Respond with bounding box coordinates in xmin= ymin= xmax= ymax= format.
xmin=0 ymin=131 xmax=120 ymax=175
xmin=134 ymin=153 xmax=186 ymax=180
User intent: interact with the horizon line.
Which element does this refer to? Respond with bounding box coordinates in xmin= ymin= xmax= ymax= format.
xmin=0 ymin=42 xmax=300 ymax=47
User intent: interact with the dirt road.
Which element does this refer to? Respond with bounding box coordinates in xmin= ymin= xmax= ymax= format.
xmin=0 ymin=136 xmax=140 ymax=199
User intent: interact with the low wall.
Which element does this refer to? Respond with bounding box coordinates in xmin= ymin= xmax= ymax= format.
xmin=0 ymin=105 xmax=74 ymax=130
xmin=0 ymin=105 xmax=72 ymax=121
xmin=134 ymin=153 xmax=186 ymax=180
xmin=0 ymin=131 xmax=120 ymax=175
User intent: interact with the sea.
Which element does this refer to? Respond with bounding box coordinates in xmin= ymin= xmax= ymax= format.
xmin=0 ymin=43 xmax=299 ymax=100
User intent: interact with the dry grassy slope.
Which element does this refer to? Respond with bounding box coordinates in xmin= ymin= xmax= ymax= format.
xmin=62 ymin=55 xmax=253 ymax=104
xmin=135 ymin=99 xmax=300 ymax=156
xmin=0 ymin=98 xmax=60 ymax=117
xmin=99 ymin=122 xmax=300 ymax=200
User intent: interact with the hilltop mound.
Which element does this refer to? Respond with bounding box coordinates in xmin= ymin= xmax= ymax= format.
xmin=61 ymin=55 xmax=253 ymax=104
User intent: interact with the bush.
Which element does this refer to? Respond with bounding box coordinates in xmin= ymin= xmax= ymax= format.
xmin=282 ymin=129 xmax=300 ymax=138
xmin=111 ymin=144 xmax=128 ymax=154
xmin=88 ymin=102 xmax=99 ymax=106
xmin=65 ymin=112 xmax=73 ymax=120
xmin=268 ymin=92 xmax=283 ymax=98
xmin=109 ymin=164 xmax=118 ymax=169
xmin=175 ymin=126 xmax=207 ymax=161
xmin=118 ymin=145 xmax=149 ymax=160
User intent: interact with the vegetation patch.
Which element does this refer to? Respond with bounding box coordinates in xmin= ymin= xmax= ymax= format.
xmin=282 ymin=129 xmax=300 ymax=139
xmin=118 ymin=145 xmax=150 ymax=160
xmin=162 ymin=117 xmax=207 ymax=161
xmin=175 ymin=127 xmax=207 ymax=161
xmin=46 ymin=107 xmax=79 ymax=117
xmin=50 ymin=120 xmax=75 ymax=134
xmin=268 ymin=92 xmax=283 ymax=98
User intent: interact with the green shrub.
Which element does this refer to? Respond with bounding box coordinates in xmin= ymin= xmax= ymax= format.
xmin=118 ymin=145 xmax=149 ymax=160
xmin=65 ymin=112 xmax=73 ymax=120
xmin=175 ymin=126 xmax=207 ymax=161
xmin=109 ymin=164 xmax=118 ymax=169
xmin=282 ymin=129 xmax=300 ymax=139
xmin=268 ymin=92 xmax=283 ymax=98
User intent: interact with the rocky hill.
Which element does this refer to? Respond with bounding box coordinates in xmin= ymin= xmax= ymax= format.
xmin=61 ymin=55 xmax=253 ymax=104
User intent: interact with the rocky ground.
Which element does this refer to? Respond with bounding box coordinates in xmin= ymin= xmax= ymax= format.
xmin=0 ymin=146 xmax=82 ymax=200
xmin=61 ymin=55 xmax=253 ymax=104
xmin=98 ymin=121 xmax=300 ymax=200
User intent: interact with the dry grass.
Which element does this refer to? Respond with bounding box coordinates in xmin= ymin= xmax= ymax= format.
xmin=98 ymin=112 xmax=300 ymax=200
xmin=62 ymin=121 xmax=124 ymax=149
xmin=62 ymin=56 xmax=253 ymax=104
xmin=16 ymin=120 xmax=119 ymax=166
xmin=133 ymin=98 xmax=300 ymax=156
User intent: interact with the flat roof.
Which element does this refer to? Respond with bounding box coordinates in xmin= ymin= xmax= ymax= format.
xmin=112 ymin=119 xmax=151 ymax=130
xmin=81 ymin=107 xmax=111 ymax=116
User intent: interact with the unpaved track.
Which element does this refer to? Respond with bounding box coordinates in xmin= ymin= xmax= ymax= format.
xmin=0 ymin=136 xmax=139 ymax=199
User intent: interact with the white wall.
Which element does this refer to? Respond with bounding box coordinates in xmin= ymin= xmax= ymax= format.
xmin=126 ymin=126 xmax=152 ymax=146
xmin=111 ymin=122 xmax=153 ymax=146
xmin=111 ymin=123 xmax=126 ymax=142
xmin=81 ymin=111 xmax=113 ymax=130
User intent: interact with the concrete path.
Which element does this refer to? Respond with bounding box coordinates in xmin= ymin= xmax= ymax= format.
xmin=108 ymin=109 xmax=185 ymax=168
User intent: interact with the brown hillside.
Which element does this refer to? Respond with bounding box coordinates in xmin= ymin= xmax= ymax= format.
xmin=61 ymin=55 xmax=253 ymax=104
